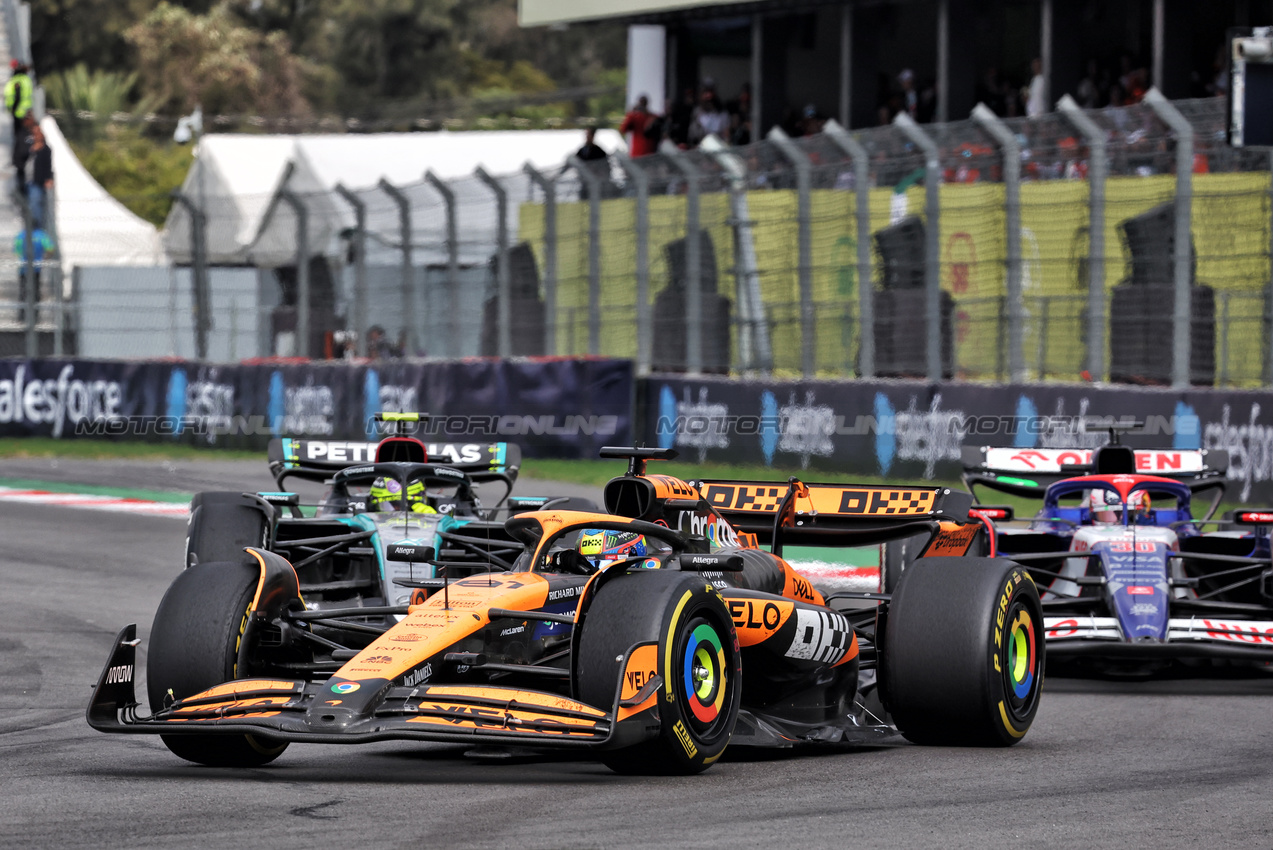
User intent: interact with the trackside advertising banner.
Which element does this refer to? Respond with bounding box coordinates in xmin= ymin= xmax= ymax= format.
xmin=0 ymin=358 xmax=633 ymax=459
xmin=641 ymin=376 xmax=1273 ymax=504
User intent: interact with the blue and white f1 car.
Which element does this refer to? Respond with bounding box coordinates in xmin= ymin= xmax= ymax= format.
xmin=966 ymin=441 xmax=1273 ymax=673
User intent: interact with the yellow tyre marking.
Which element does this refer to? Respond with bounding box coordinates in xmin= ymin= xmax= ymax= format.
xmin=663 ymin=590 xmax=694 ymax=695
xmin=998 ymin=700 xmax=1027 ymax=739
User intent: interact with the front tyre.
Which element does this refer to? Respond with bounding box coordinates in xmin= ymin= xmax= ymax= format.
xmin=576 ymin=571 xmax=740 ymax=775
xmin=881 ymin=556 xmax=1043 ymax=746
xmin=147 ymin=560 xmax=289 ymax=767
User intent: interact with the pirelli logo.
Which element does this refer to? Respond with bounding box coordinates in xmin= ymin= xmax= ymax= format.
xmin=705 ymin=483 xmax=936 ymax=517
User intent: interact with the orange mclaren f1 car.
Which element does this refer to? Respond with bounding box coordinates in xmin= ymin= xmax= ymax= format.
xmin=88 ymin=447 xmax=1044 ymax=774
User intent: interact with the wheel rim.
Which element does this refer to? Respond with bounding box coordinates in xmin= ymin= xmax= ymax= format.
xmin=679 ymin=616 xmax=731 ymax=737
xmin=1001 ymin=602 xmax=1040 ymax=720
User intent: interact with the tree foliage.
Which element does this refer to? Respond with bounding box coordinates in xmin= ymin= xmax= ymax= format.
xmin=34 ymin=0 xmax=625 ymax=120
xmin=70 ymin=128 xmax=195 ymax=226
xmin=34 ymin=0 xmax=626 ymax=212
xmin=126 ymin=2 xmax=313 ymax=117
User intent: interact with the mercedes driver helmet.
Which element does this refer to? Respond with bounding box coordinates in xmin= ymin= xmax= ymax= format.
xmin=369 ymin=476 xmax=437 ymax=514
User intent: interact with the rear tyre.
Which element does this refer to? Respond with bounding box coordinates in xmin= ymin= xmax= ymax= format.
xmin=881 ymin=556 xmax=1043 ymax=746
xmin=148 ymin=560 xmax=289 ymax=767
xmin=576 ymin=571 xmax=740 ymax=775
xmin=186 ymin=492 xmax=271 ymax=568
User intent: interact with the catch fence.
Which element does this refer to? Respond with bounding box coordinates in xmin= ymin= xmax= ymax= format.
xmin=7 ymin=92 xmax=1273 ymax=388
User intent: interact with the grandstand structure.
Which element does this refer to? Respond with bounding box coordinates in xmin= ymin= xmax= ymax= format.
xmin=521 ymin=0 xmax=1269 ymax=130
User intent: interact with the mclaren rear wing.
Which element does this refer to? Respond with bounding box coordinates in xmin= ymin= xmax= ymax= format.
xmin=693 ymin=478 xmax=973 ymax=550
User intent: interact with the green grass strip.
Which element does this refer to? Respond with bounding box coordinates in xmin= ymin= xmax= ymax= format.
xmin=0 ymin=437 xmax=261 ymax=461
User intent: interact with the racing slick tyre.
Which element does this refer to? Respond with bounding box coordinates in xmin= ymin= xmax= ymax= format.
xmin=880 ymin=556 xmax=1043 ymax=746
xmin=185 ymin=492 xmax=271 ymax=568
xmin=576 ymin=571 xmax=740 ymax=775
xmin=147 ymin=559 xmax=289 ymax=767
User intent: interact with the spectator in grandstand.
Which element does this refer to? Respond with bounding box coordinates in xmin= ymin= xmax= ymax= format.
xmin=899 ymin=69 xmax=918 ymax=119
xmin=1076 ymin=59 xmax=1101 ymax=108
xmin=976 ymin=67 xmax=1006 ymax=115
xmin=27 ymin=123 xmax=52 ymax=229
xmin=13 ymin=226 xmax=53 ymax=324
xmin=1026 ymin=58 xmax=1047 ymax=117
xmin=11 ymin=113 xmax=31 ymax=195
xmin=572 ymin=127 xmax=611 ymax=198
xmin=727 ymin=83 xmax=753 ymax=145
xmin=689 ymin=83 xmax=729 ymax=145
xmin=619 ymin=95 xmax=659 ymax=157
xmin=799 ymin=104 xmax=826 ymax=136
xmin=365 ymin=325 xmax=400 ymax=360
xmin=667 ymin=87 xmax=696 ymax=147
xmin=5 ymin=60 xmax=31 ymax=124
xmin=1118 ymin=54 xmax=1148 ymax=104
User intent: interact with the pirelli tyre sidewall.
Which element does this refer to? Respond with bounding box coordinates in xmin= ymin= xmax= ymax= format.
xmin=881 ymin=556 xmax=1043 ymax=747
xmin=148 ymin=560 xmax=289 ymax=767
xmin=576 ymin=570 xmax=741 ymax=775
xmin=186 ymin=492 xmax=272 ymax=568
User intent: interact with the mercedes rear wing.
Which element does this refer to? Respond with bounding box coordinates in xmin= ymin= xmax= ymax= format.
xmin=268 ymin=438 xmax=521 ymax=486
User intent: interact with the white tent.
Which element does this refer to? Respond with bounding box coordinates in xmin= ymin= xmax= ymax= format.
xmin=42 ymin=116 xmax=166 ymax=271
xmin=163 ymin=129 xmax=625 ymax=267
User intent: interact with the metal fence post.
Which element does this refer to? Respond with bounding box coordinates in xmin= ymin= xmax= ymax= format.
xmin=334 ymin=184 xmax=367 ymax=356
xmin=701 ymin=135 xmax=772 ymax=374
xmin=1268 ymin=151 xmax=1273 ymax=387
xmin=824 ymin=119 xmax=874 ymax=378
xmin=768 ymin=127 xmax=815 ymax=378
xmin=894 ymin=113 xmax=943 ymax=383
xmin=46 ymin=182 xmax=63 ymax=356
xmin=569 ymin=155 xmax=603 ymax=357
xmin=425 ymin=170 xmax=458 ymax=358
xmin=667 ymin=148 xmax=704 ymax=374
xmin=615 ymin=151 xmax=652 ymax=374
xmin=18 ymin=193 xmax=35 ymax=356
xmin=1058 ymin=94 xmax=1107 ymax=383
xmin=476 ymin=167 xmax=511 ymax=358
xmin=1144 ymin=88 xmax=1194 ymax=389
xmin=524 ymin=163 xmax=558 ymax=357
xmin=169 ymin=189 xmax=210 ymax=360
xmin=277 ymin=184 xmax=310 ymax=359
xmin=378 ymin=178 xmax=415 ymax=357
xmin=972 ymin=103 xmax=1025 ymax=383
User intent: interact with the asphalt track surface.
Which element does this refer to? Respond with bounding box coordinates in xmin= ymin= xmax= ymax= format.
xmin=3 ymin=459 xmax=1273 ymax=849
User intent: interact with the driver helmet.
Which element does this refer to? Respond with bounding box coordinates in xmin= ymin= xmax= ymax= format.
xmin=368 ymin=476 xmax=437 ymax=514
xmin=577 ymin=529 xmax=648 ymax=570
xmin=1085 ymin=489 xmax=1151 ymax=524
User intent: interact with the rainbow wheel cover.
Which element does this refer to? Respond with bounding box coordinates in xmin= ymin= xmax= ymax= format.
xmin=1007 ymin=610 xmax=1036 ymax=700
xmin=683 ymin=623 xmax=727 ymax=725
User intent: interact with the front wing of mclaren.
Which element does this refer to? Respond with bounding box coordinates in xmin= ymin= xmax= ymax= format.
xmin=1044 ymin=615 xmax=1273 ymax=661
xmin=87 ymin=625 xmax=662 ymax=751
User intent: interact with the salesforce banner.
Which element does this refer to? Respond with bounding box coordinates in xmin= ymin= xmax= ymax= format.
xmin=641 ymin=376 xmax=1273 ymax=504
xmin=0 ymin=358 xmax=633 ymax=459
